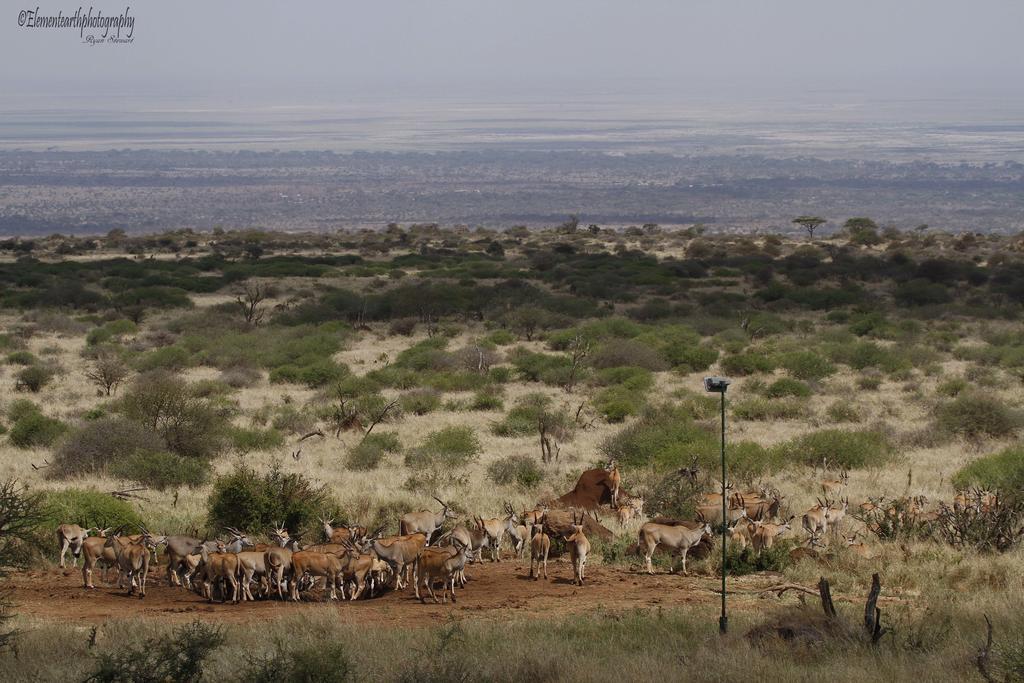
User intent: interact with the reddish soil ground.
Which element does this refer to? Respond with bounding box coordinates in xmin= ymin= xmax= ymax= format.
xmin=9 ymin=559 xmax=798 ymax=627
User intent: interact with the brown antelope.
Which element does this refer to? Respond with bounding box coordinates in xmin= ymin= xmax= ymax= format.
xmin=639 ymin=519 xmax=711 ymax=575
xmin=286 ymin=550 xmax=340 ymax=601
xmin=726 ymin=513 xmax=754 ymax=551
xmin=413 ymin=539 xmax=469 ymax=604
xmin=499 ymin=503 xmax=528 ymax=558
xmin=696 ymin=492 xmax=746 ymax=527
xmin=447 ymin=522 xmax=489 ymax=586
xmin=104 ymin=528 xmax=156 ymax=598
xmin=751 ymin=516 xmax=794 ymax=553
xmin=364 ymin=529 xmax=428 ymax=589
xmin=827 ymin=497 xmax=850 ymax=533
xmin=197 ymin=542 xmax=242 ymax=603
xmin=844 ymin=533 xmax=873 ymax=558
xmin=57 ymin=524 xmax=97 ymax=568
xmin=821 ymin=470 xmax=849 ymax=495
xmin=616 ymin=496 xmax=645 ymax=527
xmin=743 ymin=493 xmax=782 ymax=521
xmin=528 ymin=523 xmax=550 ymax=580
xmin=521 ymin=504 xmax=549 ymax=528
xmin=80 ymin=528 xmax=114 ymax=589
xmin=606 ymin=460 xmax=622 ymax=507
xmin=399 ymin=497 xmax=456 ymax=543
xmin=478 ymin=510 xmax=509 ymax=562
xmin=320 ymin=517 xmax=367 ymax=545
xmin=801 ymin=498 xmax=832 ymax=537
xmin=566 ymin=511 xmax=591 ymax=586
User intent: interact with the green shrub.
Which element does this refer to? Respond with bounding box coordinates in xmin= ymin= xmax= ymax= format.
xmin=934 ymin=393 xmax=1022 ymax=439
xmin=491 ymin=393 xmax=571 ymax=440
xmin=240 ymin=640 xmax=351 ymax=683
xmin=400 ymin=389 xmax=442 ymax=415
xmin=764 ymin=377 xmax=811 ymax=398
xmin=268 ymin=359 xmax=347 ymax=388
xmin=86 ymin=319 xmax=138 ymax=346
xmin=9 ymin=411 xmax=67 ymax=448
xmin=468 ymin=387 xmax=504 ymax=411
xmin=594 ymin=366 xmax=654 ymax=391
xmin=121 ymin=372 xmax=228 ymax=459
xmin=826 ymin=401 xmax=863 ymax=423
xmin=936 ymin=377 xmax=968 ymax=398
xmin=732 ymin=397 xmax=808 ymax=421
xmin=721 ymin=539 xmax=794 ymax=576
xmin=856 ymin=374 xmax=883 ymax=391
xmin=405 ymin=426 xmax=481 ymax=469
xmin=952 ymin=445 xmax=1024 ymax=498
xmin=778 ymin=350 xmax=835 ymax=381
xmin=42 ymin=488 xmax=144 ymax=530
xmin=484 ymin=329 xmax=516 ymax=346
xmin=16 ymin=365 xmax=55 ymax=392
xmin=109 ymin=451 xmax=209 ymax=490
xmin=509 ymin=348 xmax=574 ymax=385
xmin=228 ymin=426 xmax=285 ymax=453
xmin=720 ymin=352 xmax=775 ymax=376
xmin=486 ymin=454 xmax=544 ymax=489
xmin=589 ymin=339 xmax=668 ymax=371
xmin=86 ymin=621 xmax=224 ymax=683
xmin=773 ymin=429 xmax=894 ymax=469
xmin=6 ymin=350 xmax=38 ymax=365
xmin=207 ymin=463 xmax=341 ymax=537
xmin=52 ymin=417 xmax=166 ymax=477
xmin=601 ymin=404 xmax=777 ymax=479
xmin=594 ymin=385 xmax=646 ymax=422
xmin=7 ymin=398 xmax=41 ymax=422
xmin=346 ymin=433 xmax=401 ymax=471
xmin=134 ymin=345 xmax=192 ymax=372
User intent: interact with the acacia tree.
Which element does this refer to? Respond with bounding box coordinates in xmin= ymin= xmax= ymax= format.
xmin=793 ymin=216 xmax=826 ymax=240
xmin=0 ymin=479 xmax=45 ymax=649
xmin=85 ymin=351 xmax=131 ymax=396
xmin=235 ymin=282 xmax=267 ymax=327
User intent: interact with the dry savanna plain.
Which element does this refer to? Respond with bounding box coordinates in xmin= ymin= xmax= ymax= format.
xmin=0 ymin=224 xmax=1023 ymax=681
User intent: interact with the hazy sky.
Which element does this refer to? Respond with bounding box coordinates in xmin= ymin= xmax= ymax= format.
xmin=3 ymin=0 xmax=1023 ymax=104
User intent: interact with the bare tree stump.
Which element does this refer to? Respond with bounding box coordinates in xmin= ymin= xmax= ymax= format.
xmin=818 ymin=576 xmax=837 ymax=618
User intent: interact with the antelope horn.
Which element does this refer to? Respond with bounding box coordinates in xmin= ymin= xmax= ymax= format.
xmin=432 ymin=496 xmax=448 ymax=508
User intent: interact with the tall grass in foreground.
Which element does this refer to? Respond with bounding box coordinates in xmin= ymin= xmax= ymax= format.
xmin=8 ymin=596 xmax=1024 ymax=682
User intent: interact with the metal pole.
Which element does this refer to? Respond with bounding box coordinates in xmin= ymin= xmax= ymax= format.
xmin=719 ymin=389 xmax=727 ymax=634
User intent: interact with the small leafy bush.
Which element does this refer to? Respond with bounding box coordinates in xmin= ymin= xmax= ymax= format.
xmin=405 ymin=426 xmax=481 ymax=469
xmin=732 ymin=397 xmax=808 ymax=421
xmin=778 ymin=350 xmax=835 ymax=381
xmin=400 ymin=388 xmax=442 ymax=415
xmin=16 ymin=365 xmax=55 ymax=392
xmin=241 ymin=641 xmax=352 ymax=683
xmin=228 ymin=426 xmax=285 ymax=453
xmin=346 ymin=432 xmax=401 ymax=471
xmin=121 ymin=372 xmax=228 ymax=459
xmin=468 ymin=387 xmax=504 ymax=411
xmin=720 ymin=352 xmax=775 ymax=376
xmin=856 ymin=374 xmax=883 ymax=391
xmin=936 ymin=377 xmax=968 ymax=398
xmin=934 ymin=393 xmax=1022 ymax=440
xmin=721 ymin=539 xmax=794 ymax=575
xmin=764 ymin=377 xmax=811 ymax=398
xmin=952 ymin=445 xmax=1024 ymax=496
xmin=773 ymin=429 xmax=894 ymax=469
xmin=487 ymin=454 xmax=543 ymax=489
xmin=6 ymin=350 xmax=37 ymax=365
xmin=826 ymin=401 xmax=863 ymax=423
xmin=42 ymin=488 xmax=144 ymax=531
xmin=134 ymin=345 xmax=192 ymax=372
xmin=207 ymin=463 xmax=341 ymax=537
xmin=52 ymin=416 xmax=166 ymax=476
xmin=9 ymin=411 xmax=68 ymax=448
xmin=109 ymin=451 xmax=209 ymax=490
xmin=86 ymin=621 xmax=224 ymax=683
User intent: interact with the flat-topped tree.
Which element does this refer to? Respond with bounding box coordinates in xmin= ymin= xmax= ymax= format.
xmin=793 ymin=216 xmax=826 ymax=239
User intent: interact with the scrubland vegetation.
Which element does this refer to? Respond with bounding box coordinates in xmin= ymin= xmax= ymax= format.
xmin=2 ymin=222 xmax=1024 ymax=680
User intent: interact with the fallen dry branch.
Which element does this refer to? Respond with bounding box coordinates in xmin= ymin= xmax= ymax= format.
xmin=756 ymin=583 xmax=821 ymax=599
xmin=297 ymin=429 xmax=326 ymax=442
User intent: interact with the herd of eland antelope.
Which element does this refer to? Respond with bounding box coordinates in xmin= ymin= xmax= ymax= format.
xmin=53 ymin=460 xmax=1004 ymax=607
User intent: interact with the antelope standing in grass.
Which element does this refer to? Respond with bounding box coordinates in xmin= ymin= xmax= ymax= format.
xmin=399 ymin=497 xmax=456 ymax=544
xmin=413 ymin=539 xmax=469 ymax=604
xmin=801 ymin=498 xmax=832 ymax=538
xmin=821 ymin=470 xmax=849 ymax=496
xmin=616 ymin=496 xmax=645 ymax=527
xmin=751 ymin=516 xmax=794 ymax=553
xmin=727 ymin=513 xmax=754 ymax=551
xmin=528 ymin=523 xmax=550 ymax=580
xmin=639 ymin=519 xmax=711 ymax=575
xmin=566 ymin=511 xmax=591 ymax=586
xmin=57 ymin=524 xmax=96 ymax=568
xmin=827 ymin=497 xmax=850 ymax=534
